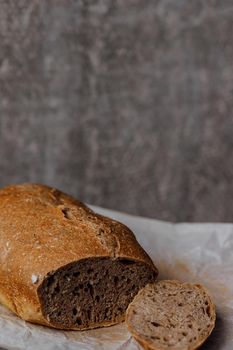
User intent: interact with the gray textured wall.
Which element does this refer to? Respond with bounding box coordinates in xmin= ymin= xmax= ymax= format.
xmin=0 ymin=0 xmax=232 ymax=222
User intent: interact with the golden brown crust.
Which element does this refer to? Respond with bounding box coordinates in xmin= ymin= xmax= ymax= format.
xmin=126 ymin=280 xmax=216 ymax=350
xmin=0 ymin=183 xmax=157 ymax=329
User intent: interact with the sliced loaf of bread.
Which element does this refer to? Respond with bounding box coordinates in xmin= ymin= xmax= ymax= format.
xmin=0 ymin=183 xmax=158 ymax=330
xmin=126 ymin=280 xmax=216 ymax=350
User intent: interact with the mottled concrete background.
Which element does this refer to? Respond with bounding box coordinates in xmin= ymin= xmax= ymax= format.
xmin=0 ymin=0 xmax=232 ymax=222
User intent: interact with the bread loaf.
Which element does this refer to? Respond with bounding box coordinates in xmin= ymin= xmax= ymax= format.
xmin=126 ymin=280 xmax=216 ymax=350
xmin=0 ymin=184 xmax=158 ymax=330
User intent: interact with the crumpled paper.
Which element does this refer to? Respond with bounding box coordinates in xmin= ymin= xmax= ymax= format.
xmin=0 ymin=205 xmax=233 ymax=350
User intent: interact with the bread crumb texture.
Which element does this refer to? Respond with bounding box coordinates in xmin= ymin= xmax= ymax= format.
xmin=126 ymin=280 xmax=216 ymax=350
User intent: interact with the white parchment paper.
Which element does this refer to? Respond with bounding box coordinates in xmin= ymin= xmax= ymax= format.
xmin=0 ymin=205 xmax=233 ymax=350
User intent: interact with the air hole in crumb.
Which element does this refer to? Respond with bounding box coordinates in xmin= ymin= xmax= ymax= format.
xmin=73 ymin=272 xmax=80 ymax=277
xmin=95 ymin=295 xmax=100 ymax=302
xmin=57 ymin=311 xmax=61 ymax=317
xmin=151 ymin=321 xmax=160 ymax=327
xmin=206 ymin=306 xmax=211 ymax=317
xmin=163 ymin=337 xmax=168 ymax=342
xmin=73 ymin=308 xmax=77 ymax=316
xmin=87 ymin=309 xmax=91 ymax=320
xmin=73 ymin=286 xmax=79 ymax=296
xmin=46 ymin=276 xmax=54 ymax=288
xmin=76 ymin=317 xmax=82 ymax=325
xmin=178 ymin=303 xmax=183 ymax=306
xmin=87 ymin=269 xmax=94 ymax=274
xmin=188 ymin=324 xmax=193 ymax=329
xmin=54 ymin=285 xmax=60 ymax=293
xmin=79 ymin=284 xmax=84 ymax=289
xmin=182 ymin=332 xmax=187 ymax=336
xmin=87 ymin=283 xmax=94 ymax=298
xmin=84 ymin=287 xmax=88 ymax=292
xmin=120 ymin=259 xmax=135 ymax=266
xmin=114 ymin=276 xmax=119 ymax=285
xmin=205 ymin=300 xmax=209 ymax=305
xmin=104 ymin=307 xmax=109 ymax=317
xmin=198 ymin=327 xmax=201 ymax=331
xmin=151 ymin=336 xmax=160 ymax=340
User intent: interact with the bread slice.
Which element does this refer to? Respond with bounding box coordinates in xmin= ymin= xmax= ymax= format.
xmin=0 ymin=183 xmax=158 ymax=330
xmin=126 ymin=280 xmax=216 ymax=350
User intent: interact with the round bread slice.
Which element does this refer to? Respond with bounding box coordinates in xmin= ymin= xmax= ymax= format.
xmin=126 ymin=280 xmax=216 ymax=350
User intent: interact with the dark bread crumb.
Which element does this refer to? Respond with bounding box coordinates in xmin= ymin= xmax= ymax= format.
xmin=38 ymin=257 xmax=156 ymax=329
